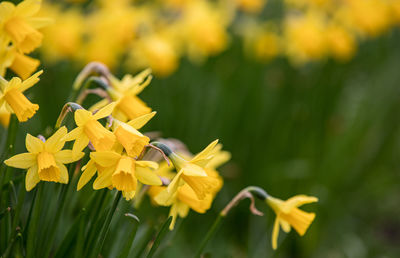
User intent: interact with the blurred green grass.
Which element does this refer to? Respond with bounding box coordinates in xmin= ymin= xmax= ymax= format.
xmin=3 ymin=28 xmax=400 ymax=257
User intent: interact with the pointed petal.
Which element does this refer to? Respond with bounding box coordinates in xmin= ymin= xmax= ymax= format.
xmin=19 ymin=70 xmax=42 ymax=92
xmin=25 ymin=165 xmax=39 ymax=191
xmin=93 ymin=102 xmax=116 ymax=120
xmin=77 ymin=161 xmax=97 ymax=190
xmin=167 ymin=170 xmax=182 ymax=194
xmin=136 ymin=160 xmax=158 ymax=170
xmin=5 ymin=153 xmax=36 ymax=169
xmin=272 ymin=218 xmax=280 ymax=250
xmin=93 ymin=167 xmax=113 ymax=189
xmin=16 ymin=0 xmax=41 ymax=17
xmin=72 ymin=136 xmax=89 ymax=156
xmin=74 ymin=109 xmax=92 ymax=127
xmin=181 ymin=163 xmax=207 ymax=177
xmin=26 ymin=17 xmax=53 ymax=29
xmin=282 ymin=195 xmax=319 ymax=213
xmin=62 ymin=127 xmax=82 ymax=141
xmin=58 ymin=163 xmax=69 ymax=184
xmin=25 ymin=134 xmax=44 ymax=153
xmin=54 ymin=150 xmax=84 ymax=164
xmin=90 ymin=151 xmax=120 ymax=167
xmin=126 ymin=111 xmax=156 ymax=129
xmin=135 ymin=167 xmax=162 ymax=186
xmin=45 ymin=126 xmax=67 ymax=153
xmin=191 ymin=140 xmax=219 ymax=163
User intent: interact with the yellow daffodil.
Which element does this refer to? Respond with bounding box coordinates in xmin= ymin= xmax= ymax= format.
xmin=4 ymin=126 xmax=84 ymax=191
xmin=10 ymin=51 xmax=40 ymax=80
xmin=63 ymin=102 xmax=117 ymax=156
xmin=266 ymin=194 xmax=318 ymax=250
xmin=0 ymin=70 xmax=41 ymax=122
xmin=90 ymin=70 xmax=152 ymax=122
xmin=113 ymin=112 xmax=156 ymax=158
xmin=0 ymin=0 xmax=52 ymax=54
xmin=81 ymin=150 xmax=161 ymax=199
xmin=165 ymin=140 xmax=221 ymax=200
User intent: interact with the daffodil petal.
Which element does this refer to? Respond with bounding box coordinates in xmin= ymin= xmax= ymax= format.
xmin=90 ymin=151 xmax=120 ymax=167
xmin=16 ymin=0 xmax=41 ymax=17
xmin=45 ymin=126 xmax=67 ymax=153
xmin=77 ymin=160 xmax=97 ymax=191
xmin=167 ymin=170 xmax=182 ymax=194
xmin=54 ymin=149 xmax=83 ymax=164
xmin=282 ymin=195 xmax=319 ymax=213
xmin=126 ymin=111 xmax=156 ymax=129
xmin=93 ymin=167 xmax=113 ymax=189
xmin=25 ymin=133 xmax=44 ymax=153
xmin=5 ymin=153 xmax=36 ymax=169
xmin=19 ymin=70 xmax=42 ymax=92
xmin=135 ymin=160 xmax=158 ymax=170
xmin=58 ymin=163 xmax=69 ymax=184
xmin=72 ymin=135 xmax=89 ymax=156
xmin=62 ymin=127 xmax=82 ymax=141
xmin=272 ymin=218 xmax=280 ymax=250
xmin=191 ymin=139 xmax=219 ymax=163
xmin=25 ymin=165 xmax=39 ymax=191
xmin=75 ymin=109 xmax=92 ymax=127
xmin=135 ymin=167 xmax=162 ymax=186
xmin=92 ymin=102 xmax=116 ymax=120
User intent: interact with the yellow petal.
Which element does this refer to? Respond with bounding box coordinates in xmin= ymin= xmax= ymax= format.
xmin=25 ymin=164 xmax=39 ymax=191
xmin=74 ymin=109 xmax=92 ymax=127
xmin=167 ymin=170 xmax=182 ymax=194
xmin=135 ymin=167 xmax=162 ymax=186
xmin=45 ymin=126 xmax=67 ymax=153
xmin=136 ymin=160 xmax=159 ymax=170
xmin=181 ymin=163 xmax=207 ymax=177
xmin=126 ymin=111 xmax=156 ymax=129
xmin=54 ymin=149 xmax=83 ymax=164
xmin=90 ymin=151 xmax=120 ymax=167
xmin=5 ymin=152 xmax=36 ymax=169
xmin=282 ymin=195 xmax=318 ymax=213
xmin=280 ymin=219 xmax=291 ymax=233
xmin=92 ymin=102 xmax=116 ymax=120
xmin=16 ymin=0 xmax=41 ymax=17
xmin=62 ymin=127 xmax=82 ymax=141
xmin=93 ymin=167 xmax=114 ymax=189
xmin=26 ymin=17 xmax=53 ymax=29
xmin=71 ymin=135 xmax=89 ymax=156
xmin=191 ymin=139 xmax=219 ymax=163
xmin=58 ymin=163 xmax=69 ymax=184
xmin=272 ymin=218 xmax=280 ymax=250
xmin=25 ymin=133 xmax=43 ymax=153
xmin=77 ymin=160 xmax=96 ymax=190
xmin=19 ymin=70 xmax=42 ymax=92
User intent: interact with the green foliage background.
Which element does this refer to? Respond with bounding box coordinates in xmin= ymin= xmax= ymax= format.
xmin=2 ymin=29 xmax=400 ymax=257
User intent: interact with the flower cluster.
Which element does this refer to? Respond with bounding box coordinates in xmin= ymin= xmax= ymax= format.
xmin=0 ymin=0 xmax=51 ymax=125
xmin=38 ymin=0 xmax=400 ymax=76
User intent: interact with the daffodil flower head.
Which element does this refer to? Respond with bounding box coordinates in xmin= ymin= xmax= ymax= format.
xmin=4 ymin=126 xmax=84 ymax=191
xmin=0 ymin=70 xmax=41 ymax=122
xmin=266 ymin=194 xmax=318 ymax=250
xmin=97 ymin=70 xmax=152 ymax=122
xmin=63 ymin=102 xmax=117 ymax=156
xmin=112 ymin=111 xmax=156 ymax=158
xmin=88 ymin=150 xmax=161 ymax=199
xmin=159 ymin=140 xmax=220 ymax=201
xmin=0 ymin=0 xmax=52 ymax=54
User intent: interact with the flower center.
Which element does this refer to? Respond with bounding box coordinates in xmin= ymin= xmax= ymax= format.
xmin=112 ymin=156 xmax=137 ymax=192
xmin=3 ymin=88 xmax=39 ymax=122
xmin=37 ymin=152 xmax=60 ymax=182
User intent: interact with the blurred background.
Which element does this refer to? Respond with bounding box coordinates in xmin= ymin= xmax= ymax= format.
xmin=3 ymin=0 xmax=400 ymax=257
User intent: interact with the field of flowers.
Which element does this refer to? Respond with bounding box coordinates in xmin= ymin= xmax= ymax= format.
xmin=1 ymin=0 xmax=400 ymax=257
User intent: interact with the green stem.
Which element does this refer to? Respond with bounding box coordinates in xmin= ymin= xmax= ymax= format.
xmin=89 ymin=191 xmax=122 ymax=258
xmin=117 ymin=213 xmax=140 ymax=258
xmin=0 ymin=115 xmax=18 ymax=201
xmin=146 ymin=216 xmax=172 ymax=258
xmin=26 ymin=184 xmax=44 ymax=258
xmin=195 ymin=214 xmax=224 ymax=257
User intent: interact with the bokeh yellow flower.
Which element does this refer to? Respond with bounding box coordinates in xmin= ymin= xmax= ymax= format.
xmin=4 ymin=126 xmax=84 ymax=191
xmin=0 ymin=0 xmax=51 ymax=54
